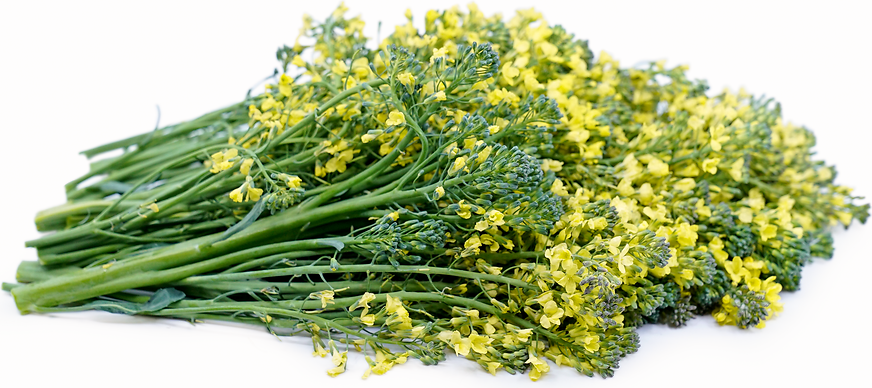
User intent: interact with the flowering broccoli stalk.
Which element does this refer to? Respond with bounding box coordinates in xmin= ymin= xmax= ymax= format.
xmin=5 ymin=3 xmax=868 ymax=382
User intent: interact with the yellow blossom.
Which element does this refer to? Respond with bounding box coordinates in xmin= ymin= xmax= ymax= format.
xmin=309 ymin=290 xmax=335 ymax=309
xmin=209 ymin=148 xmax=238 ymax=173
xmin=277 ymin=74 xmax=293 ymax=97
xmin=486 ymin=88 xmax=520 ymax=105
xmin=228 ymin=176 xmax=263 ymax=203
xmin=449 ymin=156 xmax=468 ymax=174
xmin=710 ymin=124 xmax=729 ymax=151
xmin=647 ymin=157 xmax=669 ymax=177
xmin=676 ymin=222 xmax=699 ymax=246
xmin=674 ymin=178 xmax=696 ymax=192
xmin=760 ymin=224 xmax=778 ymax=241
xmin=350 ymin=292 xmax=376 ymax=311
xmin=397 ymin=71 xmax=415 ymax=86
xmin=455 ymin=200 xmax=472 ymax=219
xmin=239 ymin=158 xmax=254 ymax=176
xmin=702 ymin=157 xmax=720 ymax=174
xmin=539 ymin=300 xmax=564 ymax=328
xmin=729 ymin=158 xmax=744 ymax=181
xmin=331 ymin=60 xmax=348 ymax=75
xmin=386 ymin=110 xmax=406 ymax=126
xmin=469 ymin=331 xmax=493 ymax=354
xmin=526 ymin=354 xmax=550 ymax=381
xmin=541 ymin=159 xmax=563 ymax=172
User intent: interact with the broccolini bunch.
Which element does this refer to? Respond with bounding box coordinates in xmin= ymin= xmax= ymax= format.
xmin=5 ymin=3 xmax=867 ymax=381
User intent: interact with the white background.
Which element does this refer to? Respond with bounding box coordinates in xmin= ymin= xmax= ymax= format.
xmin=1 ymin=1 xmax=871 ymax=386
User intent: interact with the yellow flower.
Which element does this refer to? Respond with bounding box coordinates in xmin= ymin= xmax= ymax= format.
xmin=434 ymin=186 xmax=445 ymax=199
xmin=615 ymin=242 xmax=633 ymax=274
xmin=350 ymin=292 xmax=376 ymax=311
xmin=228 ymin=176 xmax=263 ymax=203
xmin=638 ymin=182 xmax=654 ymax=204
xmin=487 ymin=88 xmax=520 ymax=105
xmin=229 ymin=187 xmax=244 ymax=203
xmin=449 ymin=156 xmax=468 ymax=174
xmin=146 ymin=203 xmax=159 ymax=213
xmin=309 ymin=290 xmax=335 ymax=308
xmin=361 ymin=132 xmax=379 ymax=143
xmin=313 ymin=342 xmax=329 ymax=357
xmin=710 ymin=124 xmax=730 ymax=151
xmin=469 ymin=331 xmax=493 ymax=354
xmin=432 ymin=90 xmax=447 ymax=101
xmin=760 ymin=224 xmax=778 ymax=241
xmin=647 ymin=157 xmax=669 ymax=177
xmin=501 ymin=63 xmax=520 ymax=84
xmin=385 ymin=294 xmax=403 ymax=314
xmin=437 ymin=330 xmax=471 ymax=356
xmin=463 ymin=234 xmax=482 ymax=255
xmin=291 ymin=55 xmax=306 ymax=67
xmin=278 ymin=73 xmax=293 ymax=97
xmin=539 ymin=300 xmax=564 ymax=328
xmin=397 ymin=71 xmax=415 ymax=86
xmin=736 ymin=207 xmax=753 ymax=223
xmin=680 ymin=269 xmax=694 ymax=280
xmin=385 ymin=110 xmax=406 ymax=126
xmin=285 ymin=175 xmax=302 ymax=189
xmin=486 ymin=362 xmax=502 ymax=375
xmin=485 ymin=209 xmax=505 ymax=227
xmin=358 ymin=314 xmax=376 ymax=326
xmin=541 ymin=159 xmax=563 ymax=172
xmin=724 ymin=257 xmax=748 ymax=284
xmin=526 ymin=354 xmax=550 ymax=381
xmin=729 ymin=158 xmax=744 ymax=181
xmin=580 ymin=334 xmax=600 ymax=352
xmin=239 ymin=158 xmax=254 ymax=176
xmin=702 ymin=157 xmax=720 ymax=174
xmin=676 ymin=222 xmax=699 ymax=247
xmin=431 ymin=46 xmax=448 ymax=62
xmin=687 ymin=115 xmax=705 ymax=130
xmin=325 ymin=149 xmax=356 ymax=174
xmin=487 ymin=125 xmax=501 ymax=134
xmin=331 ymin=60 xmax=348 ymax=75
xmin=327 ymin=345 xmax=348 ymax=377
xmin=350 ymin=57 xmax=370 ymax=78
xmin=209 ymin=148 xmax=238 ymax=173
xmin=553 ymin=259 xmax=582 ymax=293
xmin=455 ymin=200 xmax=472 ymax=219
xmin=674 ymin=178 xmax=696 ymax=192
xmin=545 ymin=243 xmax=573 ymax=271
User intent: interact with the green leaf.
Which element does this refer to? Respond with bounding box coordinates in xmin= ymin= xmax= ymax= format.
xmin=90 ymin=300 xmax=143 ymax=315
xmin=318 ymin=239 xmax=345 ymax=251
xmin=85 ymin=288 xmax=186 ymax=315
xmin=218 ymin=199 xmax=267 ymax=243
xmin=140 ymin=288 xmax=186 ymax=312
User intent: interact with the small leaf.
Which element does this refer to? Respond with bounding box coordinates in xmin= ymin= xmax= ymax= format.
xmin=83 ymin=288 xmax=186 ymax=315
xmin=140 ymin=288 xmax=186 ymax=312
xmin=217 ymin=199 xmax=267 ymax=243
xmin=90 ymin=300 xmax=142 ymax=315
xmin=318 ymin=239 xmax=345 ymax=251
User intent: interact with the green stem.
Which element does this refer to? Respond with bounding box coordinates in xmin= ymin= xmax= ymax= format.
xmin=13 ymin=164 xmax=483 ymax=311
xmin=80 ymin=102 xmax=243 ymax=158
xmin=178 ymin=264 xmax=535 ymax=290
